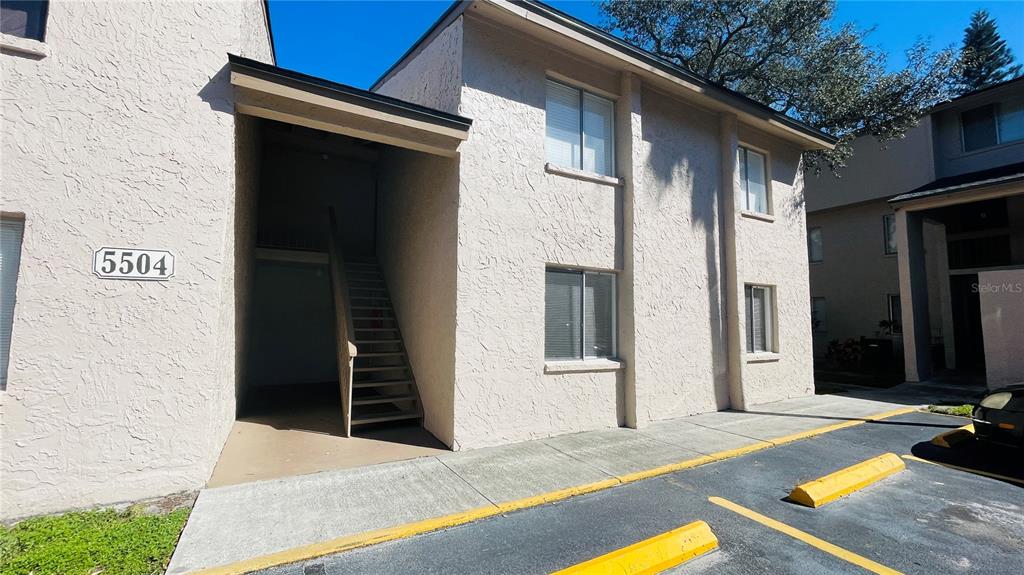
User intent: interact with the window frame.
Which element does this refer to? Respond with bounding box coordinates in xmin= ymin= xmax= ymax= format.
xmin=737 ymin=144 xmax=772 ymax=215
xmin=887 ymin=294 xmax=903 ymax=335
xmin=960 ymin=100 xmax=1024 ymax=153
xmin=0 ymin=0 xmax=49 ymax=42
xmin=811 ymin=296 xmax=827 ymax=333
xmin=544 ymin=267 xmax=618 ymax=362
xmin=808 ymin=227 xmax=823 ymax=263
xmin=744 ymin=284 xmax=776 ymax=354
xmin=1 ymin=214 xmax=26 ymax=390
xmin=544 ymin=78 xmax=616 ymax=178
xmin=882 ymin=213 xmax=898 ymax=255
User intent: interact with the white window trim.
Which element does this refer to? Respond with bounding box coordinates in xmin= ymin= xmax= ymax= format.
xmin=1 ymin=32 xmax=49 ymax=58
xmin=544 ymin=266 xmax=618 ymax=363
xmin=544 ymin=163 xmax=623 ymax=187
xmin=744 ymin=283 xmax=777 ymax=355
xmin=545 ymin=78 xmax=616 ymax=178
xmin=737 ymin=143 xmax=773 ymax=216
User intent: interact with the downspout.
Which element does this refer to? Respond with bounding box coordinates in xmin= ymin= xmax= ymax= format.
xmin=616 ymin=71 xmax=640 ymax=427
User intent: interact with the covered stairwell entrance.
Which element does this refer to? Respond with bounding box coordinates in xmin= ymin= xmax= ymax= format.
xmin=213 ymin=55 xmax=470 ymax=487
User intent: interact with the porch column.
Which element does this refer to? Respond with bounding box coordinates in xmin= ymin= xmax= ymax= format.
xmin=895 ymin=208 xmax=932 ymax=382
xmin=615 ymin=71 xmax=640 ymax=428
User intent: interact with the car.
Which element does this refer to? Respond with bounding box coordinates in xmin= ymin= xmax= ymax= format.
xmin=972 ymin=384 xmax=1024 ymax=447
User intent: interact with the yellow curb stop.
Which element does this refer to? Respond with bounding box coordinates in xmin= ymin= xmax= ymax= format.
xmin=549 ymin=520 xmax=718 ymax=575
xmin=930 ymin=424 xmax=975 ymax=448
xmin=788 ymin=453 xmax=905 ymax=508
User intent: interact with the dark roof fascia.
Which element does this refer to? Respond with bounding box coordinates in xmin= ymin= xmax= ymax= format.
xmin=370 ymin=1 xmax=470 ymax=91
xmin=228 ymin=54 xmax=473 ymax=132
xmin=928 ymin=75 xmax=1024 ymax=114
xmin=262 ymin=0 xmax=277 ymax=65
xmin=368 ymin=0 xmax=835 ymax=147
xmin=889 ymin=165 xmax=1024 ymax=204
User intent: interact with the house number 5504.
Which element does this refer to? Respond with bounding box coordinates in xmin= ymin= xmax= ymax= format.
xmin=93 ymin=247 xmax=175 ymax=281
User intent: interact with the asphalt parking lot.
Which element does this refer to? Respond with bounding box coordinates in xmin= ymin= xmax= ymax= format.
xmin=257 ymin=411 xmax=1023 ymax=575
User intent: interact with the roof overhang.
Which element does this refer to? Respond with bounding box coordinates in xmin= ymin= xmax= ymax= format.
xmin=890 ymin=162 xmax=1024 ymax=207
xmin=228 ymin=54 xmax=472 ymax=157
xmin=374 ymin=0 xmax=835 ymax=151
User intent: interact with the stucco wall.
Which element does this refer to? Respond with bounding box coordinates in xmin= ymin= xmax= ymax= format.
xmin=978 ymin=269 xmax=1024 ymax=389
xmin=375 ymin=17 xmax=462 ymax=115
xmin=377 ymin=148 xmax=460 ymax=447
xmin=0 ymin=1 xmax=271 ymax=519
xmin=804 ymin=123 xmax=934 ymax=213
xmin=453 ymin=18 xmax=622 ymax=449
xmin=735 ymin=126 xmax=815 ymax=405
xmin=807 ymin=200 xmax=902 ymax=355
xmin=632 ymin=87 xmax=729 ymax=422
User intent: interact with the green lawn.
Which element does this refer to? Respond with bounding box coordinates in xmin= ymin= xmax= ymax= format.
xmin=927 ymin=404 xmax=974 ymax=417
xmin=0 ymin=506 xmax=190 ymax=575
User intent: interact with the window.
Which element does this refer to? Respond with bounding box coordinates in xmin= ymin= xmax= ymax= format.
xmin=739 ymin=146 xmax=769 ymax=214
xmin=745 ymin=285 xmax=774 ymax=353
xmin=883 ymin=213 xmax=897 ymax=255
xmin=811 ymin=297 xmax=826 ymax=333
xmin=961 ymin=101 xmax=1024 ymax=152
xmin=545 ymin=269 xmax=616 ymax=360
xmin=545 ymin=79 xmax=614 ymax=176
xmin=1 ymin=1 xmax=48 ymax=41
xmin=1 ymin=217 xmax=25 ymax=389
xmin=808 ymin=227 xmax=823 ymax=263
xmin=887 ymin=294 xmax=903 ymax=335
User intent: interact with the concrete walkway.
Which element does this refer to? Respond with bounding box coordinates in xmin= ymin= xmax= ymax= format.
xmin=168 ymin=393 xmax=915 ymax=574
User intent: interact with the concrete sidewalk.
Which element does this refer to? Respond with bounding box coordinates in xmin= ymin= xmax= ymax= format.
xmin=167 ymin=393 xmax=913 ymax=574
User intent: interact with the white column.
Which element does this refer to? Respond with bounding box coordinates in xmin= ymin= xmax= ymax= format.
xmin=720 ymin=113 xmax=746 ymax=409
xmin=895 ymin=208 xmax=932 ymax=382
xmin=616 ymin=71 xmax=641 ymax=427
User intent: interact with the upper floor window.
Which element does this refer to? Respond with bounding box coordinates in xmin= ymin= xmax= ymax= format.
xmin=883 ymin=213 xmax=897 ymax=255
xmin=961 ymin=100 xmax=1024 ymax=152
xmin=1 ymin=1 xmax=48 ymax=41
xmin=739 ymin=146 xmax=769 ymax=214
xmin=545 ymin=79 xmax=614 ymax=177
xmin=545 ymin=268 xmax=616 ymax=361
xmin=808 ymin=227 xmax=823 ymax=263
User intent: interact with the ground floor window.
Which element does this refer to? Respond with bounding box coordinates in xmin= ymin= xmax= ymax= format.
xmin=1 ymin=216 xmax=26 ymax=389
xmin=545 ymin=268 xmax=616 ymax=360
xmin=811 ymin=297 xmax=827 ymax=333
xmin=887 ymin=294 xmax=903 ymax=335
xmin=745 ymin=284 xmax=775 ymax=353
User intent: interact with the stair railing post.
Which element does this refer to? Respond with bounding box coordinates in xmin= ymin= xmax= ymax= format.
xmin=326 ymin=208 xmax=357 ymax=437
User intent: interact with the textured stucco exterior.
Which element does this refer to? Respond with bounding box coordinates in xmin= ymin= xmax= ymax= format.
xmin=377 ymin=149 xmax=460 ymax=447
xmin=978 ymin=269 xmax=1024 ymax=389
xmin=0 ymin=1 xmax=272 ymax=519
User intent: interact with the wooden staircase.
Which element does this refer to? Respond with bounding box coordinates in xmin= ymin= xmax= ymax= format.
xmin=345 ymin=257 xmax=423 ymax=428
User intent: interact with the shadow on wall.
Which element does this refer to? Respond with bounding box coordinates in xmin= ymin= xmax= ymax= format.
xmin=642 ymin=91 xmax=730 ymax=411
xmin=198 ymin=63 xmax=234 ymax=114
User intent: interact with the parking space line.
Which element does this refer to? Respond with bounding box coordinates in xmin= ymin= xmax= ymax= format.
xmin=708 ymin=497 xmax=903 ymax=575
xmin=549 ymin=520 xmax=718 ymax=575
xmin=901 ymin=454 xmax=1024 ymax=485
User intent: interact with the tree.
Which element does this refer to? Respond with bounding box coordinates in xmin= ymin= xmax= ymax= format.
xmin=599 ymin=0 xmax=958 ymax=174
xmin=957 ymin=9 xmax=1022 ymax=93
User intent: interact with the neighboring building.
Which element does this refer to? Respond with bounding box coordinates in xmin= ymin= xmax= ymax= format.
xmin=806 ymin=77 xmax=1024 ymax=387
xmin=1 ymin=0 xmax=834 ymax=520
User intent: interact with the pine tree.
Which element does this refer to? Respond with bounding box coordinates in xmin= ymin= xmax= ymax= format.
xmin=958 ymin=9 xmax=1022 ymax=93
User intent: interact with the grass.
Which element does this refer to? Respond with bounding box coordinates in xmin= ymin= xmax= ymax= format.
xmin=0 ymin=506 xmax=190 ymax=575
xmin=927 ymin=404 xmax=974 ymax=417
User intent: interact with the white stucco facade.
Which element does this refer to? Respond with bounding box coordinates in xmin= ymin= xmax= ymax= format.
xmin=3 ymin=0 xmax=827 ymax=519
xmin=1 ymin=0 xmax=272 ymax=520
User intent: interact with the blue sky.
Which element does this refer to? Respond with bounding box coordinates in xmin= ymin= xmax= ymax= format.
xmin=268 ymin=0 xmax=1024 ymax=89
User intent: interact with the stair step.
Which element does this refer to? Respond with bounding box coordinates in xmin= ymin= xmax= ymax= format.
xmin=353 ymin=365 xmax=408 ymax=373
xmin=354 ymin=327 xmax=400 ymax=332
xmin=358 ymin=352 xmax=406 ymax=358
xmin=351 ymin=410 xmax=421 ymax=426
xmin=352 ymin=306 xmax=392 ymax=310
xmin=355 ymin=339 xmax=402 ymax=344
xmin=352 ymin=394 xmax=416 ymax=406
xmin=352 ymin=379 xmax=413 ymax=389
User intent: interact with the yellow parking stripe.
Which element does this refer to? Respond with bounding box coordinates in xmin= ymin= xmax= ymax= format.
xmin=708 ymin=497 xmax=902 ymax=575
xmin=550 ymin=521 xmax=718 ymax=575
xmin=901 ymin=455 xmax=1024 ymax=485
